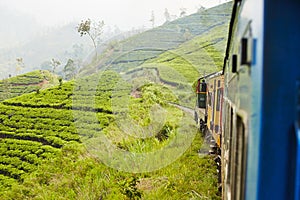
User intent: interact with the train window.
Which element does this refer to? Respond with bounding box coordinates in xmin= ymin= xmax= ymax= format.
xmin=227 ymin=107 xmax=234 ymax=186
xmin=216 ymin=89 xmax=222 ymax=111
xmin=232 ymin=54 xmax=237 ymax=73
xmin=241 ymin=37 xmax=252 ymax=66
xmin=200 ymin=81 xmax=207 ymax=92
xmin=196 ymin=79 xmax=207 ymax=93
xmin=197 ymin=92 xmax=207 ymax=109
xmin=241 ymin=38 xmax=248 ymax=65
xmin=234 ymin=115 xmax=246 ymax=200
xmin=208 ymin=92 xmax=212 ymax=106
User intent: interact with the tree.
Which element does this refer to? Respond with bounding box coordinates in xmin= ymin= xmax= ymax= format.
xmin=150 ymin=11 xmax=155 ymax=28
xmin=40 ymin=61 xmax=52 ymax=71
xmin=114 ymin=25 xmax=121 ymax=35
xmin=64 ymin=44 xmax=85 ymax=61
xmin=77 ymin=18 xmax=105 ymax=60
xmin=197 ymin=5 xmax=206 ymax=13
xmin=63 ymin=59 xmax=76 ymax=80
xmin=180 ymin=8 xmax=187 ymax=17
xmin=15 ymin=57 xmax=25 ymax=75
xmin=50 ymin=58 xmax=61 ymax=74
xmin=183 ymin=29 xmax=192 ymax=41
xmin=164 ymin=8 xmax=171 ymax=23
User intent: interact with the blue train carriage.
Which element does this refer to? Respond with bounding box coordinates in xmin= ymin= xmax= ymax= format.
xmin=222 ymin=0 xmax=300 ymax=199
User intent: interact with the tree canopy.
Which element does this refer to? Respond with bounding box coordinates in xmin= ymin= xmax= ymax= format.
xmin=77 ymin=18 xmax=105 ymax=60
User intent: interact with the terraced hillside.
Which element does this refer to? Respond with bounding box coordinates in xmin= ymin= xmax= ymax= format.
xmin=122 ymin=13 xmax=230 ymax=109
xmin=79 ymin=2 xmax=232 ymax=76
xmin=0 ymin=70 xmax=58 ymax=101
xmin=0 ymin=71 xmax=220 ymax=199
xmin=128 ymin=24 xmax=229 ymax=86
xmin=0 ymin=71 xmax=125 ymax=190
xmin=77 ymin=2 xmax=231 ymax=110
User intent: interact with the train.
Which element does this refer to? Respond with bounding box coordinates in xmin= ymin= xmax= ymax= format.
xmin=195 ymin=0 xmax=300 ymax=199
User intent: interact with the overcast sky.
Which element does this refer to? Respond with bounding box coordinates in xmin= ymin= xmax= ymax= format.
xmin=0 ymin=0 xmax=227 ymax=30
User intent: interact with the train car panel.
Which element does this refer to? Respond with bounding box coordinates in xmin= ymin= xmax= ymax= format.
xmin=221 ymin=0 xmax=300 ymax=199
xmin=257 ymin=1 xmax=300 ymax=199
xmin=195 ymin=71 xmax=222 ymax=133
xmin=196 ymin=0 xmax=300 ymax=199
xmin=206 ymin=72 xmax=223 ymax=147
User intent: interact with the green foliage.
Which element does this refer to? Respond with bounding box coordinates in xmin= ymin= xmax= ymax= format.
xmin=119 ymin=176 xmax=143 ymax=199
xmin=63 ymin=59 xmax=76 ymax=80
xmin=155 ymin=122 xmax=173 ymax=141
xmin=0 ymin=69 xmax=220 ymax=199
xmin=0 ymin=70 xmax=58 ymax=101
xmin=58 ymin=77 xmax=63 ymax=88
xmin=77 ymin=19 xmax=92 ymax=37
xmin=50 ymin=58 xmax=61 ymax=74
xmin=0 ymin=71 xmax=131 ymax=191
xmin=0 ymin=131 xmax=220 ymax=199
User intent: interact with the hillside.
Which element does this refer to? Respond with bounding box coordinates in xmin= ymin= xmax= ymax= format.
xmin=0 ymin=70 xmax=59 ymax=101
xmin=128 ymin=24 xmax=229 ymax=85
xmin=78 ymin=2 xmax=232 ymax=76
xmin=122 ymin=5 xmax=231 ymax=108
xmin=0 ymin=71 xmax=220 ymax=199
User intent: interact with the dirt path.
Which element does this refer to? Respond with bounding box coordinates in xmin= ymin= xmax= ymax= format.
xmin=168 ymin=102 xmax=194 ymax=117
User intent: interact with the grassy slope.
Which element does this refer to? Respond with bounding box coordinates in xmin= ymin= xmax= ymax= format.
xmin=78 ymin=2 xmax=232 ymax=77
xmin=0 ymin=71 xmax=220 ymax=199
xmin=103 ymin=3 xmax=231 ymax=109
xmin=0 ymin=70 xmax=59 ymax=101
xmin=136 ymin=23 xmax=230 ymax=85
xmin=4 ymin=133 xmax=219 ymax=200
xmin=123 ymin=14 xmax=230 ymax=109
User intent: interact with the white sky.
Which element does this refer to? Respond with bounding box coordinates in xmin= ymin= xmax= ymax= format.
xmin=0 ymin=0 xmax=227 ymax=30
